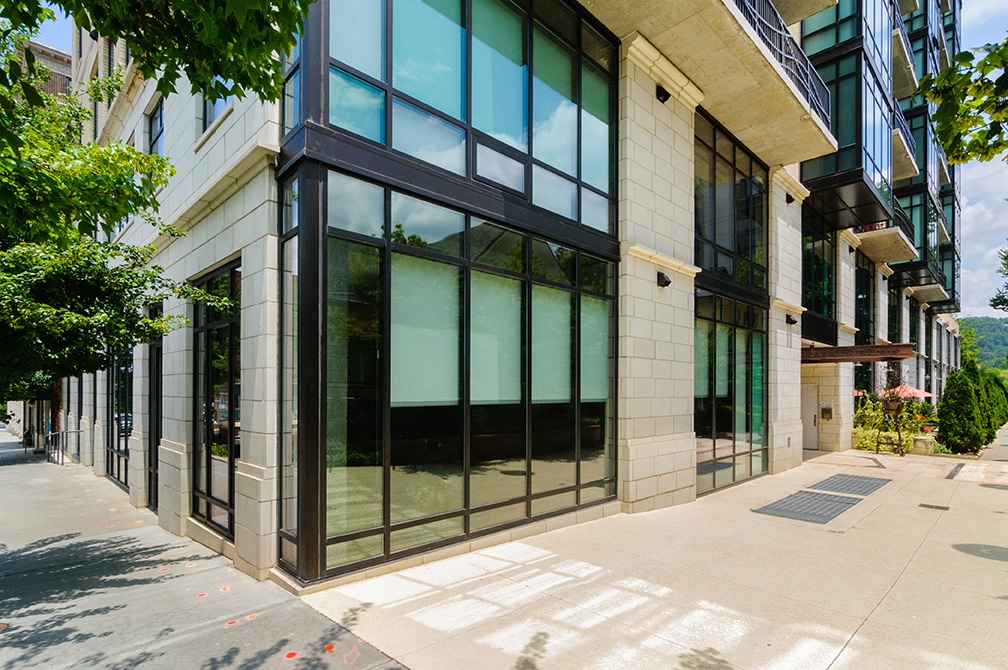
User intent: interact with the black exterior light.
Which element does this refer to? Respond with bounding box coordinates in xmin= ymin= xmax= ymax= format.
xmin=785 ymin=193 xmax=795 ymax=204
xmin=786 ymin=314 xmax=798 ymax=325
xmin=657 ymin=271 xmax=672 ymax=287
xmin=656 ymin=85 xmax=671 ymax=103
xmin=89 ymin=29 xmax=99 ymax=41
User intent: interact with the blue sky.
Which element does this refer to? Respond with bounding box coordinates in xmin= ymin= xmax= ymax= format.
xmin=29 ymin=3 xmax=1008 ymax=318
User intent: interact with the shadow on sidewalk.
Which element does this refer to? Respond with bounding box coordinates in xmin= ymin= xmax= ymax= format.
xmin=0 ymin=533 xmax=203 ymax=669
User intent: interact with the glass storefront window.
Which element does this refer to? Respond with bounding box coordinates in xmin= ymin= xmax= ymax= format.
xmin=694 ymin=290 xmax=767 ymax=494
xmin=308 ymin=176 xmax=616 ymax=573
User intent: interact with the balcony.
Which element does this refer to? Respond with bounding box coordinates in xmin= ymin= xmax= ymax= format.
xmin=899 ymin=0 xmax=920 ymax=14
xmin=769 ymin=0 xmax=836 ymax=28
xmin=855 ymin=204 xmax=918 ymax=264
xmin=893 ymin=17 xmax=918 ymax=99
xmin=892 ymin=106 xmax=919 ymax=180
xmin=602 ymin=0 xmax=836 ymax=167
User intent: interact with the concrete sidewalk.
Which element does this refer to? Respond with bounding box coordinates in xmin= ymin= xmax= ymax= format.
xmin=304 ymin=432 xmax=1008 ymax=669
xmin=0 ymin=432 xmax=405 ymax=670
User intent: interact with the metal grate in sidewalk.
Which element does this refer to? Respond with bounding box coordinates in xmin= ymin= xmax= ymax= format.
xmin=753 ymin=490 xmax=861 ymax=524
xmin=807 ymin=473 xmax=891 ymax=496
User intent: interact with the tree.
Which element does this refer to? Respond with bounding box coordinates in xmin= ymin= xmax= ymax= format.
xmin=990 ymin=243 xmax=1008 ymax=313
xmin=937 ymin=370 xmax=984 ymax=453
xmin=919 ymin=37 xmax=1008 ymax=164
xmin=0 ymin=30 xmax=220 ymax=420
xmin=959 ymin=323 xmax=980 ymax=367
xmin=0 ymin=0 xmax=309 ymax=155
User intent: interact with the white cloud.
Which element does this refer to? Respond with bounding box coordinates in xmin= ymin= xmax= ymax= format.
xmin=958 ymin=159 xmax=1008 ymax=317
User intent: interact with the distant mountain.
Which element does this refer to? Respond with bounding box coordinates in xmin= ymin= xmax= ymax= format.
xmin=960 ymin=316 xmax=1008 ymax=369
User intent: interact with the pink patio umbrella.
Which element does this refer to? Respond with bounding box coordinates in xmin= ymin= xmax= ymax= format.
xmin=884 ymin=384 xmax=935 ymax=399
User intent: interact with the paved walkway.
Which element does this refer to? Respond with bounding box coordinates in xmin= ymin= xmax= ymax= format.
xmin=304 ymin=435 xmax=1008 ymax=670
xmin=0 ymin=432 xmax=405 ymax=670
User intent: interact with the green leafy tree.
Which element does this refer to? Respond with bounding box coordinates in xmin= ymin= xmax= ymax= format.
xmin=0 ymin=30 xmax=221 ymax=421
xmin=918 ymin=37 xmax=1008 ymax=164
xmin=959 ymin=323 xmax=981 ymax=367
xmin=990 ymin=243 xmax=1008 ymax=313
xmin=0 ymin=0 xmax=308 ymax=155
xmin=937 ymin=370 xmax=984 ymax=453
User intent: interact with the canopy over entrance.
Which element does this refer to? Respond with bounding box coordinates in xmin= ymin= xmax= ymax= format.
xmin=801 ymin=343 xmax=916 ymax=364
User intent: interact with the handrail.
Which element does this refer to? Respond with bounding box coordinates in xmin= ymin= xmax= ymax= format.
xmin=893 ymin=105 xmax=917 ymax=161
xmin=855 ymin=202 xmax=915 ymax=243
xmin=732 ymin=0 xmax=831 ymax=127
xmin=45 ymin=429 xmax=82 ymax=466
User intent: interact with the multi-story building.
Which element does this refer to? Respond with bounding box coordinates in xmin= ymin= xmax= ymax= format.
xmin=63 ymin=0 xmax=958 ymax=586
xmin=797 ymin=0 xmax=961 ymax=452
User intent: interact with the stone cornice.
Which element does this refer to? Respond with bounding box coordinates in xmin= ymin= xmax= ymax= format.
xmin=624 ymin=32 xmax=705 ymax=110
xmin=772 ymin=299 xmax=807 ymax=314
xmin=769 ymin=167 xmax=810 ymax=201
xmin=627 ymin=244 xmax=701 ymax=278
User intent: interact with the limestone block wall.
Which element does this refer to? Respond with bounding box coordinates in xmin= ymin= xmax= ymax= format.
xmin=767 ymin=169 xmax=807 ymax=473
xmin=617 ymin=36 xmax=700 ymax=513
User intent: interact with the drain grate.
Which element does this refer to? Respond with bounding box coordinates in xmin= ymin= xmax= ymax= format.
xmin=946 ymin=463 xmax=964 ymax=480
xmin=919 ymin=503 xmax=950 ymax=511
xmin=754 ymin=490 xmax=861 ymax=524
xmin=807 ymin=474 xmax=891 ymax=497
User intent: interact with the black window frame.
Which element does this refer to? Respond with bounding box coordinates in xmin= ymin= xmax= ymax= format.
xmin=148 ymin=98 xmax=164 ymax=156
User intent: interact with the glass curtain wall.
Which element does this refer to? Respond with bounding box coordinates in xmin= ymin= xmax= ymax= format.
xmin=106 ymin=348 xmax=133 ymax=489
xmin=694 ymin=291 xmax=766 ymax=494
xmin=693 ymin=111 xmax=768 ymax=494
xmin=193 ymin=264 xmax=242 ymax=538
xmin=325 ymin=0 xmax=615 ymax=232
xmin=282 ymin=0 xmax=616 ymax=582
xmin=315 ymin=171 xmax=615 ymax=573
xmin=801 ymin=204 xmax=837 ymax=345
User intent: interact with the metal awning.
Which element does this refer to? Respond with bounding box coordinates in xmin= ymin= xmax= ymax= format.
xmin=801 ymin=343 xmax=916 ymax=364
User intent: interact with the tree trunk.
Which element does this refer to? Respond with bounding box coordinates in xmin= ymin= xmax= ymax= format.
xmin=50 ymin=376 xmax=62 ymax=434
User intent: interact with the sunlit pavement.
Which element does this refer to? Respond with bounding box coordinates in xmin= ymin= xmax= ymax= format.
xmin=0 ymin=432 xmax=404 ymax=670
xmin=304 ymin=430 xmax=1008 ymax=670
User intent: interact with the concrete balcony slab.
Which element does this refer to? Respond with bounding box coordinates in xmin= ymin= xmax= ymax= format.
xmin=599 ymin=0 xmax=836 ymax=166
xmin=892 ymin=128 xmax=919 ymax=181
xmin=856 ymin=225 xmax=918 ymax=265
xmin=893 ymin=25 xmax=918 ymax=99
xmin=772 ymin=0 xmax=836 ymax=26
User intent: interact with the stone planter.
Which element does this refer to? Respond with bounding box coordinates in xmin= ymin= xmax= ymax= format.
xmin=912 ymin=436 xmax=934 ymax=455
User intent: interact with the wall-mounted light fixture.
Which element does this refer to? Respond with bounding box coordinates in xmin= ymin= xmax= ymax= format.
xmin=786 ymin=314 xmax=798 ymax=325
xmin=657 ymin=271 xmax=672 ymax=288
xmin=848 ymin=245 xmax=855 ymax=254
xmin=882 ymin=275 xmax=888 ymax=282
xmin=656 ymin=85 xmax=671 ymax=104
xmin=785 ymin=193 xmax=795 ymax=204
xmin=89 ymin=29 xmax=99 ymax=41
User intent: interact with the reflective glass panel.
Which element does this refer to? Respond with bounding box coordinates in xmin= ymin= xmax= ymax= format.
xmin=472 ymin=0 xmax=528 ymax=150
xmin=471 ymin=220 xmax=525 ymax=272
xmin=581 ymin=62 xmax=609 ymax=192
xmin=530 ymin=238 xmax=575 ymax=285
xmin=330 ymin=68 xmax=386 ymax=143
xmin=581 ymin=188 xmax=608 ymax=232
xmin=532 ymin=25 xmax=576 ymax=174
xmin=470 ymin=271 xmax=526 ymax=506
xmin=391 ymin=191 xmax=465 ymax=255
xmin=328 ymin=171 xmax=384 ymax=238
xmin=532 ymin=165 xmax=576 ymax=219
xmin=390 ymin=254 xmax=463 ymax=522
xmin=580 ymin=295 xmax=612 ymax=484
xmin=330 ymin=0 xmax=385 ymax=79
xmin=477 ymin=143 xmax=526 ymax=192
xmin=531 ymin=285 xmax=575 ymax=493
xmin=392 ymin=0 xmax=466 ymax=120
xmin=327 ymin=535 xmax=383 ymax=567
xmin=326 ymin=238 xmax=384 ymax=538
xmin=392 ymin=98 xmax=467 ymax=175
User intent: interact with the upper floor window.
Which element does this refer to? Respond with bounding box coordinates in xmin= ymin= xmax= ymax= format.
xmin=203 ymin=78 xmax=234 ymax=132
xmin=325 ymin=0 xmax=616 ymax=233
xmin=694 ymin=110 xmax=769 ymax=295
xmin=148 ymin=98 xmax=164 ymax=156
xmin=282 ymin=31 xmax=301 ymax=135
xmin=908 ymin=296 xmax=919 ymax=349
xmin=854 ymin=250 xmax=875 ymax=345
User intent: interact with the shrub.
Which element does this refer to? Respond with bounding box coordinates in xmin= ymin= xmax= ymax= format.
xmin=937 ymin=370 xmax=984 ymax=453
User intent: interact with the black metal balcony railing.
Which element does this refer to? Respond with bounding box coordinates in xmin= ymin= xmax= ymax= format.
xmin=733 ymin=0 xmax=831 ymax=128
xmin=893 ymin=105 xmax=917 ymax=158
xmin=855 ymin=202 xmax=915 ymax=241
xmin=896 ymin=13 xmax=912 ymax=66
